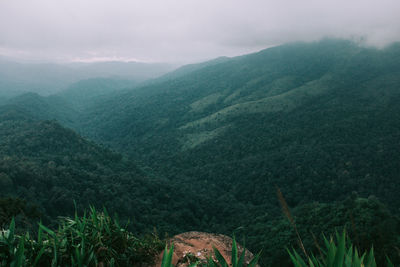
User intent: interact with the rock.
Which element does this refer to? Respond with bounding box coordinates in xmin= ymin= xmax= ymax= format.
xmin=153 ymin=231 xmax=258 ymax=266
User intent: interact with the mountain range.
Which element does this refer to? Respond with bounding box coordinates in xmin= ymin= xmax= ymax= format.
xmin=1 ymin=39 xmax=400 ymax=266
xmin=0 ymin=59 xmax=176 ymax=97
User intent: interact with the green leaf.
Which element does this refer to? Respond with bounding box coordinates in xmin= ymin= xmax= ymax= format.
xmin=288 ymin=249 xmax=304 ymax=267
xmin=237 ymin=248 xmax=245 ymax=267
xmin=248 ymin=250 xmax=261 ymax=267
xmin=386 ymin=255 xmax=394 ymax=267
xmin=8 ymin=218 xmax=15 ymax=243
xmin=344 ymin=244 xmax=353 ymax=267
xmin=365 ymin=247 xmax=376 ymax=267
xmin=39 ymin=223 xmax=56 ymax=237
xmin=11 ymin=236 xmax=25 ymax=267
xmin=310 ymin=254 xmax=323 ymax=267
xmin=326 ymin=237 xmax=337 ymax=267
xmin=161 ymin=244 xmax=174 ymax=267
xmin=33 ymin=247 xmax=45 ymax=267
xmin=37 ymin=222 xmax=43 ymax=244
xmin=213 ymin=246 xmax=228 ymax=267
xmin=293 ymin=249 xmax=307 ymax=266
xmin=232 ymin=235 xmax=238 ymax=267
xmin=207 ymin=257 xmax=217 ymax=267
xmin=332 ymin=230 xmax=346 ymax=267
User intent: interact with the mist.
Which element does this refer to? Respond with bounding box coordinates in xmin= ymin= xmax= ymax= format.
xmin=0 ymin=0 xmax=399 ymax=63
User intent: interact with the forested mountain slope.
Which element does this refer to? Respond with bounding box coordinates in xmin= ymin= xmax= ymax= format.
xmin=79 ymin=39 xmax=400 ymax=209
xmin=2 ymin=39 xmax=400 ymax=265
xmin=2 ymin=92 xmax=79 ymax=127
xmin=57 ymin=78 xmax=137 ymax=111
xmin=155 ymin=56 xmax=231 ymax=82
xmin=68 ymin=39 xmax=400 ymax=265
xmin=0 ymin=76 xmax=135 ymax=128
xmin=0 ymin=109 xmax=209 ymax=234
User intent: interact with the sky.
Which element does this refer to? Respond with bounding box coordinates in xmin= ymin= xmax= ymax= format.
xmin=0 ymin=0 xmax=399 ymax=63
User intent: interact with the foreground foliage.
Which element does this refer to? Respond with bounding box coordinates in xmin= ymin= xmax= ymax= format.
xmin=248 ymin=196 xmax=400 ymax=266
xmin=0 ymin=203 xmax=398 ymax=267
xmin=288 ymin=231 xmax=396 ymax=267
xmin=0 ymin=206 xmax=163 ymax=266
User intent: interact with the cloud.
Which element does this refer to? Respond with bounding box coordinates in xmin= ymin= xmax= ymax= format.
xmin=0 ymin=0 xmax=399 ymax=63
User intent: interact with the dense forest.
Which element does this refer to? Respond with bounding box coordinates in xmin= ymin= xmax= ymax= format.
xmin=1 ymin=39 xmax=400 ymax=266
xmin=0 ymin=108 xmax=218 ymax=236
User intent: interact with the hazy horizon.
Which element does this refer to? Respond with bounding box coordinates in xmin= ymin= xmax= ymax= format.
xmin=1 ymin=0 xmax=399 ymax=64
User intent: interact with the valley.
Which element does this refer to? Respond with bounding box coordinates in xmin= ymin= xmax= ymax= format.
xmin=1 ymin=39 xmax=400 ymax=266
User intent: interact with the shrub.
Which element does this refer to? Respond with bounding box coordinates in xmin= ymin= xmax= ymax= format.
xmin=287 ymin=230 xmax=393 ymax=267
xmin=0 ymin=206 xmax=163 ymax=266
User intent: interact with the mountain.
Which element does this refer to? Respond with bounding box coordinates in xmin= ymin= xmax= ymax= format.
xmin=2 ymin=92 xmax=79 ymax=127
xmin=57 ymin=78 xmax=137 ymax=111
xmin=0 ymin=59 xmax=177 ymax=97
xmin=2 ymin=39 xmax=400 ymax=265
xmin=67 ymin=39 xmax=400 ymax=265
xmin=156 ymin=56 xmax=231 ymax=81
xmin=77 ymin=39 xmax=400 ymax=207
xmin=0 ymin=109 xmax=210 ymax=234
xmin=0 ymin=77 xmax=137 ymax=125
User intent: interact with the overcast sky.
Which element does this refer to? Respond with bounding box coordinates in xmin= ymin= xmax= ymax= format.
xmin=0 ymin=0 xmax=399 ymax=63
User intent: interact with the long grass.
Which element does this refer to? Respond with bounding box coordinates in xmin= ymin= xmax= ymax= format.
xmin=0 ymin=206 xmax=163 ymax=266
xmin=276 ymin=188 xmax=396 ymax=267
xmin=2 ymin=199 xmax=393 ymax=267
xmin=276 ymin=187 xmax=308 ymax=258
xmin=287 ymin=230 xmax=384 ymax=267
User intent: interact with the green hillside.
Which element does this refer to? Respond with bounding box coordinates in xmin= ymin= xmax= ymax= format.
xmin=79 ymin=39 xmax=400 ymax=207
xmin=2 ymin=39 xmax=400 ymax=265
xmin=3 ymin=93 xmax=79 ymax=128
xmin=0 ymin=110 xmax=209 ymax=235
xmin=57 ymin=78 xmax=137 ymax=111
xmin=66 ymin=39 xmax=400 ymax=265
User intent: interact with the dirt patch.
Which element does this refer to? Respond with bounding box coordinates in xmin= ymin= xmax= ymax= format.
xmin=153 ymin=231 xmax=258 ymax=266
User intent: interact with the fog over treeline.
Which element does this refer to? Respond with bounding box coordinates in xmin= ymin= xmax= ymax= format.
xmin=0 ymin=0 xmax=399 ymax=63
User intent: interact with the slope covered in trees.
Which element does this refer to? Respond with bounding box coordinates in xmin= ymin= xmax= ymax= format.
xmin=1 ymin=39 xmax=400 ymax=265
xmin=3 ymin=93 xmax=79 ymax=127
xmin=57 ymin=78 xmax=137 ymax=111
xmin=0 ymin=110 xmax=210 ymax=235
xmin=78 ymin=39 xmax=400 ymax=208
xmin=65 ymin=39 xmax=400 ymax=265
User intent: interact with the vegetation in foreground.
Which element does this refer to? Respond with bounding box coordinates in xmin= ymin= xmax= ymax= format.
xmin=0 ymin=206 xmax=163 ymax=267
xmin=1 ymin=204 xmax=399 ymax=267
xmin=159 ymin=230 xmax=395 ymax=267
xmin=288 ymin=231 xmax=382 ymax=267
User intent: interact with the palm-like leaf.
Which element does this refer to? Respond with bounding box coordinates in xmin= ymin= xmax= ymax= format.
xmin=288 ymin=231 xmax=386 ymax=267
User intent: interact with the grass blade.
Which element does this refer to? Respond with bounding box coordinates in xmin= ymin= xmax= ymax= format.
xmin=213 ymin=246 xmax=228 ymax=267
xmin=332 ymin=230 xmax=346 ymax=267
xmin=248 ymin=250 xmax=261 ymax=267
xmin=232 ymin=235 xmax=238 ymax=267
